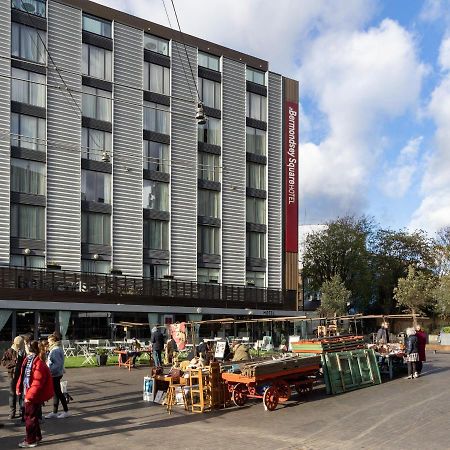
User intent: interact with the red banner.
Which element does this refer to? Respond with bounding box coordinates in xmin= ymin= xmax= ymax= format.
xmin=284 ymin=101 xmax=299 ymax=253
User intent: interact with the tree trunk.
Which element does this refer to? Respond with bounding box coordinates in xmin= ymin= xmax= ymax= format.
xmin=412 ymin=308 xmax=418 ymax=327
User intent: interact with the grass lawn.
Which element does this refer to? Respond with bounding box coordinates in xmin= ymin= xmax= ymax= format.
xmin=65 ymin=355 xmax=152 ymax=368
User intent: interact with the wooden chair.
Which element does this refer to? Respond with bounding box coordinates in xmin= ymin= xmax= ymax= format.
xmin=166 ymin=378 xmax=187 ymax=414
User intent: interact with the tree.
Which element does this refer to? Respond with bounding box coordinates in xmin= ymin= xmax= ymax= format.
xmin=434 ymin=226 xmax=450 ymax=277
xmin=434 ymin=274 xmax=450 ymax=319
xmin=318 ymin=274 xmax=351 ymax=317
xmin=393 ymin=265 xmax=436 ymax=326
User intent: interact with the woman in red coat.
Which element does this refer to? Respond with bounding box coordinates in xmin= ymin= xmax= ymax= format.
xmin=16 ymin=340 xmax=54 ymax=448
xmin=415 ymin=325 xmax=427 ymax=376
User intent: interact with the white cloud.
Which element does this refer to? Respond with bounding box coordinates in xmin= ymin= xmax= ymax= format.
xmin=419 ymin=0 xmax=450 ymax=23
xmin=438 ymin=36 xmax=450 ymax=70
xmin=381 ymin=137 xmax=422 ymax=198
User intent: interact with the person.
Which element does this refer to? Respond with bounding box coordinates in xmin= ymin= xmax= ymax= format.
xmin=405 ymin=327 xmax=419 ymax=379
xmin=164 ymin=337 xmax=176 ymax=365
xmin=376 ymin=322 xmax=390 ymax=344
xmin=232 ymin=341 xmax=250 ymax=362
xmin=45 ymin=334 xmax=69 ymax=419
xmin=150 ymin=327 xmax=165 ymax=367
xmin=16 ymin=340 xmax=54 ymax=448
xmin=130 ymin=338 xmax=142 ymax=368
xmin=1 ymin=336 xmax=25 ymax=419
xmin=415 ymin=325 xmax=427 ymax=376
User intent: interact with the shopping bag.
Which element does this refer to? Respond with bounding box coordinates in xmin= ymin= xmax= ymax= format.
xmin=60 ymin=380 xmax=73 ymax=403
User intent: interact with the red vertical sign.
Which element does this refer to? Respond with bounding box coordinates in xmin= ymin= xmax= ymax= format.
xmin=284 ymin=101 xmax=298 ymax=253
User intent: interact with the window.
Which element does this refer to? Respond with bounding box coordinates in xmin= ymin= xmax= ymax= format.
xmin=143 ymin=102 xmax=169 ymax=134
xmin=246 ymin=126 xmax=266 ymax=156
xmin=82 ymin=86 xmax=112 ymax=122
xmin=82 ymin=128 xmax=112 ymax=161
xmin=246 ymin=198 xmax=266 ymax=224
xmin=143 ymin=220 xmax=169 ymax=250
xmin=10 ymin=254 xmax=45 ymax=269
xmin=144 ymin=264 xmax=169 ymax=279
xmin=198 ymin=189 xmax=220 ymax=218
xmin=144 ymin=141 xmax=169 ymax=173
xmin=82 ymin=13 xmax=112 ymax=38
xmin=11 ymin=159 xmax=45 ymax=195
xmin=143 ymin=62 xmax=170 ymax=95
xmin=11 ymin=23 xmax=46 ymax=64
xmin=82 ymin=44 xmax=112 ymax=81
xmin=81 ymin=170 xmax=111 ymax=204
xmin=11 ymin=68 xmax=46 ymax=107
xmin=198 ymin=226 xmax=219 ymax=255
xmin=11 ymin=113 xmax=46 ymax=151
xmin=246 ymin=162 xmax=266 ymax=190
xmin=81 ymin=212 xmax=111 ymax=245
xmin=246 ymin=92 xmax=266 ymax=121
xmin=12 ymin=0 xmax=46 ymax=17
xmin=246 ymin=67 xmax=265 ymax=85
xmin=197 ymin=268 xmax=220 ymax=284
xmin=144 ymin=34 xmax=169 ymax=56
xmin=198 ymin=117 xmax=221 ymax=146
xmin=198 ymin=152 xmax=220 ymax=182
xmin=198 ymin=77 xmax=221 ymax=109
xmin=143 ymin=180 xmax=169 ymax=211
xmin=81 ymin=259 xmax=111 ymax=274
xmin=246 ymin=271 xmax=266 ymax=287
xmin=11 ymin=204 xmax=45 ymax=240
xmin=198 ymin=51 xmax=220 ymax=71
xmin=246 ymin=232 xmax=265 ymax=259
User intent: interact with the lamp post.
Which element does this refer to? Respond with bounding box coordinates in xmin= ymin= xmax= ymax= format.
xmin=24 ymin=248 xmax=31 ymax=270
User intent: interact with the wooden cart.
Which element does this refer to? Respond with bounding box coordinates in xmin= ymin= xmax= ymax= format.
xmin=222 ymin=364 xmax=320 ymax=411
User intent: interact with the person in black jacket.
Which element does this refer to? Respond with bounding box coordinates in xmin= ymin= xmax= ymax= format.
xmin=150 ymin=327 xmax=165 ymax=367
xmin=405 ymin=327 xmax=419 ymax=379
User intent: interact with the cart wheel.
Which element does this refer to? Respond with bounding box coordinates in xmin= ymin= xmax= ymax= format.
xmin=275 ymin=380 xmax=291 ymax=402
xmin=263 ymin=386 xmax=279 ymax=411
xmin=232 ymin=383 xmax=248 ymax=407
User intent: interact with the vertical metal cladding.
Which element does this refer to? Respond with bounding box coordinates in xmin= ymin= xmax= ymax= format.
xmin=222 ymin=58 xmax=246 ymax=286
xmin=268 ymin=72 xmax=283 ymax=289
xmin=47 ymin=1 xmax=82 ymax=271
xmin=0 ymin=0 xmax=10 ymax=265
xmin=112 ymin=23 xmax=143 ymax=276
xmin=170 ymin=41 xmax=198 ymax=280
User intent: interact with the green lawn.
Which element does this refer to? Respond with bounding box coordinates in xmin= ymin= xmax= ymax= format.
xmin=64 ymin=355 xmax=151 ymax=369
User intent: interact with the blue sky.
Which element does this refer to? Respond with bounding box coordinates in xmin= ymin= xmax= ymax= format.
xmin=98 ymin=0 xmax=450 ymax=234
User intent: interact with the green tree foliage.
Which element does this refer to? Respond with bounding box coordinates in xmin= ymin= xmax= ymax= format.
xmin=434 ymin=226 xmax=450 ymax=277
xmin=434 ymin=274 xmax=450 ymax=319
xmin=318 ymin=274 xmax=351 ymax=317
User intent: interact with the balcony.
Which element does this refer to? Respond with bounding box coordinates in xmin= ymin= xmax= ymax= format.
xmin=0 ymin=266 xmax=297 ymax=311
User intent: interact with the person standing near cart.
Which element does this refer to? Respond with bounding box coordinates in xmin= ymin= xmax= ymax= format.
xmin=415 ymin=324 xmax=427 ymax=376
xmin=405 ymin=327 xmax=419 ymax=379
xmin=376 ymin=322 xmax=390 ymax=344
xmin=150 ymin=327 xmax=165 ymax=367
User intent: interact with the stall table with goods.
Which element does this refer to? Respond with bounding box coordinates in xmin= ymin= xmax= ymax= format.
xmin=368 ymin=343 xmax=406 ymax=379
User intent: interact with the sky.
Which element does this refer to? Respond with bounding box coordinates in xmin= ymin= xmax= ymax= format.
xmin=97 ymin=0 xmax=450 ymax=234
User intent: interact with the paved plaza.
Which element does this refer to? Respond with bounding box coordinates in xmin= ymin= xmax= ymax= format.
xmin=1 ymin=353 xmax=449 ymax=450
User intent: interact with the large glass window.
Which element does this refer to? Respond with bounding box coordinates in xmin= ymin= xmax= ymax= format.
xmin=11 ymin=204 xmax=45 ymax=240
xmin=198 ymin=77 xmax=221 ymax=109
xmin=144 ymin=34 xmax=169 ymax=56
xmin=82 ymin=44 xmax=112 ymax=81
xmin=81 ymin=212 xmax=111 ymax=245
xmin=246 ymin=162 xmax=266 ymax=190
xmin=82 ymin=128 xmax=112 ymax=161
xmin=246 ymin=271 xmax=266 ymax=287
xmin=81 ymin=259 xmax=111 ymax=274
xmin=246 ymin=67 xmax=265 ymax=85
xmin=143 ymin=102 xmax=170 ymax=134
xmin=11 ymin=113 xmax=46 ymax=152
xmin=198 ymin=117 xmax=221 ymax=146
xmin=198 ymin=51 xmax=220 ymax=71
xmin=10 ymin=254 xmax=45 ymax=269
xmin=144 ymin=62 xmax=170 ymax=95
xmin=198 ymin=152 xmax=220 ymax=182
xmin=198 ymin=226 xmax=219 ymax=255
xmin=143 ymin=180 xmax=169 ymax=211
xmin=82 ymin=86 xmax=112 ymax=122
xmin=246 ymin=92 xmax=267 ymax=121
xmin=143 ymin=141 xmax=169 ymax=173
xmin=81 ymin=170 xmax=111 ymax=204
xmin=82 ymin=13 xmax=112 ymax=38
xmin=246 ymin=232 xmax=265 ymax=259
xmin=246 ymin=197 xmax=266 ymax=224
xmin=198 ymin=189 xmax=220 ymax=218
xmin=144 ymin=264 xmax=169 ymax=279
xmin=246 ymin=126 xmax=266 ymax=156
xmin=11 ymin=158 xmax=45 ymax=195
xmin=11 ymin=68 xmax=46 ymax=107
xmin=12 ymin=0 xmax=46 ymax=17
xmin=11 ymin=23 xmax=46 ymax=64
xmin=197 ymin=268 xmax=220 ymax=284
xmin=143 ymin=220 xmax=169 ymax=250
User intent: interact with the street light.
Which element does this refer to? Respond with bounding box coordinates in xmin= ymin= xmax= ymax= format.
xmin=24 ymin=248 xmax=31 ymax=269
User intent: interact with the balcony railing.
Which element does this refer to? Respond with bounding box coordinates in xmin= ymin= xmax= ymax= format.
xmin=0 ymin=266 xmax=297 ymax=310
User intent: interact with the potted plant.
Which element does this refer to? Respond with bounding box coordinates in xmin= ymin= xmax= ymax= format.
xmin=95 ymin=348 xmax=108 ymax=366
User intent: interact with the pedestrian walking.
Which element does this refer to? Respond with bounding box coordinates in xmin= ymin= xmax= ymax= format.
xmin=16 ymin=340 xmax=54 ymax=448
xmin=150 ymin=327 xmax=165 ymax=367
xmin=1 ymin=335 xmax=26 ymax=419
xmin=415 ymin=324 xmax=427 ymax=375
xmin=376 ymin=322 xmax=390 ymax=344
xmin=405 ymin=327 xmax=419 ymax=379
xmin=45 ymin=334 xmax=69 ymax=419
